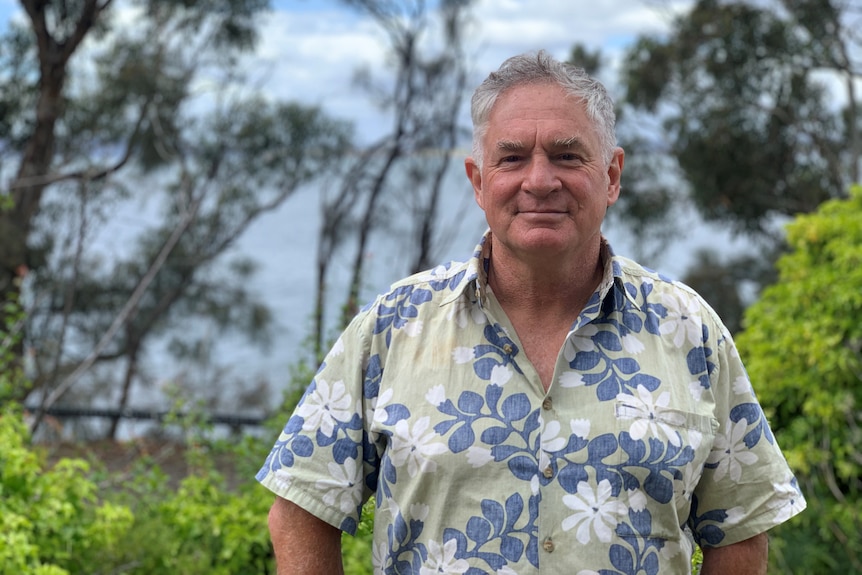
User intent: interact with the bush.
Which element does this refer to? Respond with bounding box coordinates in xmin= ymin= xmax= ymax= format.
xmin=737 ymin=185 xmax=862 ymax=572
xmin=113 ymin=469 xmax=275 ymax=574
xmin=0 ymin=406 xmax=135 ymax=575
xmin=0 ymin=283 xmax=279 ymax=574
xmin=0 ymin=311 xmax=369 ymax=574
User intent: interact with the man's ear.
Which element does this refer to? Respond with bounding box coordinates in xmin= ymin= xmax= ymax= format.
xmin=465 ymin=157 xmax=484 ymax=209
xmin=606 ymin=147 xmax=625 ymax=207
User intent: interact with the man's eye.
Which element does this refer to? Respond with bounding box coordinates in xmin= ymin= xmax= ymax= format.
xmin=501 ymin=155 xmax=522 ymax=163
xmin=558 ymin=153 xmax=581 ymax=162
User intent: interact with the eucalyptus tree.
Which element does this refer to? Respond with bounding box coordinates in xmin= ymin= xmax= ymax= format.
xmin=1 ymin=1 xmax=351 ymax=437
xmin=616 ymin=0 xmax=861 ymax=330
xmin=312 ymin=0 xmax=475 ymax=359
xmin=623 ymin=0 xmax=857 ymax=237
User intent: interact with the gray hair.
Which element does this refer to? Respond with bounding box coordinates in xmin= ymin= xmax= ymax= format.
xmin=470 ymin=50 xmax=617 ymax=167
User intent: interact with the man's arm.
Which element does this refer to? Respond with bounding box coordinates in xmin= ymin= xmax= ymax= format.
xmin=700 ymin=532 xmax=768 ymax=575
xmin=268 ymin=496 xmax=344 ymax=575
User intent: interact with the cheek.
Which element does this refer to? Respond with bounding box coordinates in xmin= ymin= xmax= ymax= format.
xmin=487 ymin=176 xmax=520 ymax=199
xmin=484 ymin=192 xmax=517 ymax=220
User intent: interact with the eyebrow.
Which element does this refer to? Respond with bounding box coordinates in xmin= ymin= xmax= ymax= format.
xmin=495 ymin=139 xmax=525 ymax=153
xmin=493 ymin=136 xmax=590 ymax=155
xmin=553 ymin=135 xmax=588 ymax=149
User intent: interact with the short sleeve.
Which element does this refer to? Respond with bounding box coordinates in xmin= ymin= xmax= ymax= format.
xmin=255 ymin=309 xmax=380 ymax=535
xmin=689 ymin=328 xmax=806 ymax=547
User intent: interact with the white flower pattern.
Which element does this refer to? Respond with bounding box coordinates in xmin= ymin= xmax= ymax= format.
xmin=707 ymin=418 xmax=759 ymax=481
xmin=295 ymin=378 xmax=353 ymax=437
xmin=420 ymin=539 xmax=470 ymax=575
xmin=659 ymin=291 xmax=703 ymax=348
xmin=317 ymin=458 xmax=362 ymax=513
xmin=562 ymin=479 xmax=628 ymax=543
xmin=390 ymin=416 xmax=448 ymax=477
xmin=617 ymin=385 xmax=686 ymax=446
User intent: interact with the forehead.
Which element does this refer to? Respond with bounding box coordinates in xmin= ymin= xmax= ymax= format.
xmin=485 ymin=83 xmax=598 ymax=147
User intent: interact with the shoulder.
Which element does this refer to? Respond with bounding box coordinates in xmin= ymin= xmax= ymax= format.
xmin=361 ymin=259 xmax=476 ymax=313
xmin=612 ymin=254 xmax=729 ymax=337
xmin=343 ymin=258 xmax=477 ymax=339
xmin=386 ymin=259 xmax=476 ymax=293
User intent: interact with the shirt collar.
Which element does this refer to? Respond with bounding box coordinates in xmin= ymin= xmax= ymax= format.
xmin=441 ymin=231 xmax=640 ymax=311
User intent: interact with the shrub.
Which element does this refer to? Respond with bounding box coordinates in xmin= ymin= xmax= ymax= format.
xmin=737 ymin=185 xmax=862 ymax=572
xmin=0 ymin=406 xmax=134 ymax=575
xmin=113 ymin=469 xmax=275 ymax=574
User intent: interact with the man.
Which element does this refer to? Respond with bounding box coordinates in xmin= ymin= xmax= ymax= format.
xmin=258 ymin=50 xmax=805 ymax=574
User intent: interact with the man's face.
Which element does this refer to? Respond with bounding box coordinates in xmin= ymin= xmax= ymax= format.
xmin=465 ymin=82 xmax=623 ymax=265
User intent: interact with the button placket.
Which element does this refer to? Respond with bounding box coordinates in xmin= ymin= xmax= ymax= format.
xmin=539 ymin=395 xmax=559 ymax=559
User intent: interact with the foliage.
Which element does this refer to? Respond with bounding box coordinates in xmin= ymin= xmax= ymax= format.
xmin=0 ymin=291 xmax=28 ymax=402
xmin=1 ymin=0 xmax=353 ymax=431
xmin=7 ymin=241 xmax=373 ymax=575
xmin=0 ymin=401 xmax=279 ymax=575
xmin=616 ymin=0 xmax=860 ymax=330
xmin=0 ymin=406 xmax=134 ymax=575
xmin=109 ymin=468 xmax=274 ymax=574
xmin=0 ymin=310 xmax=259 ymax=574
xmin=622 ymin=0 xmax=852 ymax=237
xmin=737 ymin=185 xmax=862 ymax=572
xmin=692 ymin=545 xmax=703 ymax=574
xmin=96 ymin=379 xmax=275 ymax=574
xmin=0 ymin=389 xmax=382 ymax=575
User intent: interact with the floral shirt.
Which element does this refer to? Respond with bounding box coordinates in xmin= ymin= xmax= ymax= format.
xmin=257 ymin=233 xmax=805 ymax=575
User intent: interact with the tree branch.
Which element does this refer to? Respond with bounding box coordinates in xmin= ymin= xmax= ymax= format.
xmin=29 ymin=188 xmax=207 ymax=432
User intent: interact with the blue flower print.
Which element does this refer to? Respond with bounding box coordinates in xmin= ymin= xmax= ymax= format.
xmin=688 ymin=493 xmax=730 ymax=547
xmin=374 ymin=285 xmax=433 ymax=346
xmin=471 ymin=323 xmax=524 ymax=382
xmin=439 ymin=492 xmax=540 ymax=572
xmin=565 ymin=328 xmax=660 ymax=401
xmin=422 ymin=262 xmax=467 ymax=293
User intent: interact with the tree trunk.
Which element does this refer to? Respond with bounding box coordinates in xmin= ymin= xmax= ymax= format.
xmin=3 ymin=0 xmax=107 ymax=371
xmin=108 ymin=330 xmax=139 ymax=439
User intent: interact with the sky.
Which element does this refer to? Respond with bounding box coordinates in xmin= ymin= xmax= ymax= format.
xmin=250 ymin=0 xmax=690 ymax=141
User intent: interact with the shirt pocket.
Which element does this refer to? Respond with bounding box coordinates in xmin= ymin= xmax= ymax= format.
xmin=613 ymin=397 xmax=718 ymax=542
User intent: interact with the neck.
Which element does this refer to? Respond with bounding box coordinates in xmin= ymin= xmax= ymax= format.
xmin=487 ymin=238 xmax=604 ymax=319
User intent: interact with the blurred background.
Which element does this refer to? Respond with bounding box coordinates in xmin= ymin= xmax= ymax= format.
xmin=1 ymin=1 xmax=860 ymax=572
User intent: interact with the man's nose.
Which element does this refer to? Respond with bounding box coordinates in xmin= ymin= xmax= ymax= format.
xmin=522 ymin=155 xmax=560 ymax=195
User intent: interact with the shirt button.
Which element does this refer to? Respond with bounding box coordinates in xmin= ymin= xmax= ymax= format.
xmin=542 ymin=397 xmax=553 ymax=411
xmin=542 ymin=466 xmax=554 ymax=479
xmin=543 ymin=538 xmax=555 ymax=553
xmin=502 ymin=343 xmax=513 ymax=354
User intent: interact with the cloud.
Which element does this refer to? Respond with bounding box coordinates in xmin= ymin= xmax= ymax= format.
xmin=467 ymin=0 xmax=689 ymax=80
xmin=241 ymin=0 xmax=690 ymax=139
xmin=242 ymin=6 xmax=390 ymax=137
